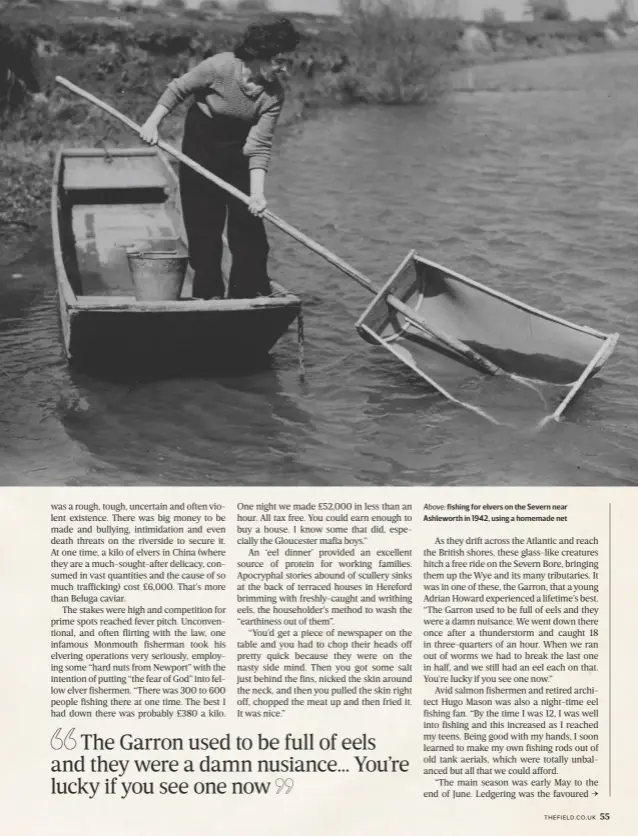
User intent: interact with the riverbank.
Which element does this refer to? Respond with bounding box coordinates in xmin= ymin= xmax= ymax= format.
xmin=2 ymin=4 xmax=625 ymax=126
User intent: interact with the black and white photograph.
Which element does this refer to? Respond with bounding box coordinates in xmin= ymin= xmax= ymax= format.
xmin=1 ymin=0 xmax=636 ymax=486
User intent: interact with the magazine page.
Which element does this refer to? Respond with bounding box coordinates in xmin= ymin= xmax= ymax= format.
xmin=2 ymin=1 xmax=637 ymax=835
xmin=0 ymin=487 xmax=635 ymax=836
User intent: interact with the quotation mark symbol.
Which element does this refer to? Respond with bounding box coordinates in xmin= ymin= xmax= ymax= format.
xmin=50 ymin=728 xmax=77 ymax=750
xmin=275 ymin=777 xmax=294 ymax=794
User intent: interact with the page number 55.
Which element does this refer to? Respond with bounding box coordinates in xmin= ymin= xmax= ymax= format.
xmin=600 ymin=813 xmax=611 ymax=820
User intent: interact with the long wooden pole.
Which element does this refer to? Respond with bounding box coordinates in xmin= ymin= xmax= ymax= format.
xmin=55 ymin=76 xmax=502 ymax=377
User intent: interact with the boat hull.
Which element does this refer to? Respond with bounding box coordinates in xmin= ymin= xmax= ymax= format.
xmin=63 ymin=298 xmax=300 ymax=374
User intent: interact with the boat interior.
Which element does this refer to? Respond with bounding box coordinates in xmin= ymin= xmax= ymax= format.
xmin=58 ymin=149 xmax=197 ymax=299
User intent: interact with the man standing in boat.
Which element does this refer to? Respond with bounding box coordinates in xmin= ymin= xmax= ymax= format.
xmin=140 ymin=18 xmax=301 ymax=300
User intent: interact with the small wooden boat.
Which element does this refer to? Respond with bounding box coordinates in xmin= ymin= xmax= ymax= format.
xmin=51 ymin=147 xmax=302 ymax=374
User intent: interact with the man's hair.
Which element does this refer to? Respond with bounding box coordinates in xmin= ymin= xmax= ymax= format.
xmin=234 ymin=18 xmax=301 ymax=61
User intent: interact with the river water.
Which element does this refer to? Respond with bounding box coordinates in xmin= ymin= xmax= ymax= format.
xmin=2 ymin=50 xmax=637 ymax=486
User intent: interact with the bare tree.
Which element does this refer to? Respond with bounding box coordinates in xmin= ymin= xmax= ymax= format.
xmin=523 ymin=0 xmax=570 ymax=21
xmin=608 ymin=1 xmax=633 ymax=24
xmin=236 ymin=0 xmax=270 ymax=12
xmin=483 ymin=7 xmax=506 ymax=25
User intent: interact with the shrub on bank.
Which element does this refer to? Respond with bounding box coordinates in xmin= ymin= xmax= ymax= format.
xmin=236 ymin=0 xmax=271 ymax=11
xmin=199 ymin=0 xmax=224 ymax=12
xmin=524 ymin=0 xmax=571 ymax=21
xmin=506 ymin=19 xmax=606 ymax=45
xmin=159 ymin=0 xmax=186 ymax=10
xmin=335 ymin=0 xmax=451 ymax=104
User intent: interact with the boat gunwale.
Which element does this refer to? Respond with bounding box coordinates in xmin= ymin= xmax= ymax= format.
xmin=51 ymin=149 xmax=78 ymax=311
xmin=60 ymin=147 xmax=160 ymax=158
xmin=414 ymin=253 xmax=617 ymax=343
xmin=70 ymin=293 xmax=301 ymax=313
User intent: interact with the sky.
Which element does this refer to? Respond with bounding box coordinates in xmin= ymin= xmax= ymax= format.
xmin=270 ymin=0 xmax=627 ymax=21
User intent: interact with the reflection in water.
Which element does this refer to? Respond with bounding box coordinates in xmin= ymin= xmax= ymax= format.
xmin=1 ymin=50 xmax=638 ymax=485
xmin=57 ymin=362 xmax=316 ymax=485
